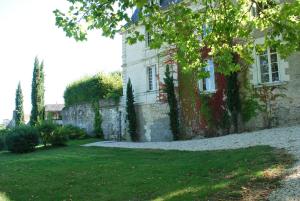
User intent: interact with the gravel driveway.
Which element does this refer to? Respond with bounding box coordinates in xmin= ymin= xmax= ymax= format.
xmin=84 ymin=126 xmax=300 ymax=201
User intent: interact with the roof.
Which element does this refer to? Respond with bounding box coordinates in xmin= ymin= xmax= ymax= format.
xmin=45 ymin=104 xmax=65 ymax=112
xmin=131 ymin=0 xmax=182 ymax=23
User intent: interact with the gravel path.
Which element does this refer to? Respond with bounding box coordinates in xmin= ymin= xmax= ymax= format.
xmin=84 ymin=126 xmax=300 ymax=201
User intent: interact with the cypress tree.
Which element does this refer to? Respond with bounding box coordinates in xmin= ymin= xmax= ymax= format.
xmin=163 ymin=65 xmax=180 ymax=140
xmin=38 ymin=61 xmax=45 ymax=121
xmin=126 ymin=79 xmax=138 ymax=141
xmin=30 ymin=57 xmax=45 ymax=126
xmin=15 ymin=82 xmax=24 ymax=126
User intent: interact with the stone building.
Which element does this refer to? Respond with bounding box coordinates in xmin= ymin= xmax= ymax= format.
xmin=45 ymin=104 xmax=65 ymax=125
xmin=120 ymin=0 xmax=300 ymax=141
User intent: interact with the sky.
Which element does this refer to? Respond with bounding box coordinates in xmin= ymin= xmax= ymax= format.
xmin=0 ymin=0 xmax=122 ymax=121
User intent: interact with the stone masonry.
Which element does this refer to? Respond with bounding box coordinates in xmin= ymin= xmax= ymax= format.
xmin=61 ymin=99 xmax=122 ymax=139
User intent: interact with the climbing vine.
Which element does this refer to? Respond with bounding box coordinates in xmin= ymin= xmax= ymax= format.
xmin=93 ymin=102 xmax=103 ymax=139
xmin=226 ymin=72 xmax=241 ymax=133
xmin=64 ymin=72 xmax=122 ymax=107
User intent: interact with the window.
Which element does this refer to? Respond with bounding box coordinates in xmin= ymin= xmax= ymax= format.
xmin=147 ymin=65 xmax=156 ymax=91
xmin=251 ymin=0 xmax=277 ymax=17
xmin=198 ymin=60 xmax=216 ymax=93
xmin=258 ymin=47 xmax=280 ymax=83
xmin=146 ymin=32 xmax=153 ymax=47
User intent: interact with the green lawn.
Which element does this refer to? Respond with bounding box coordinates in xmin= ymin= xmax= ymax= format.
xmin=0 ymin=139 xmax=293 ymax=201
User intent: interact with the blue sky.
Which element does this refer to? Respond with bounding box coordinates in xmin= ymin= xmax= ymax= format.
xmin=0 ymin=0 xmax=122 ymax=121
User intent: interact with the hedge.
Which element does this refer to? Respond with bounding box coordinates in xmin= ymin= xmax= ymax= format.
xmin=64 ymin=72 xmax=122 ymax=107
xmin=6 ymin=126 xmax=39 ymax=153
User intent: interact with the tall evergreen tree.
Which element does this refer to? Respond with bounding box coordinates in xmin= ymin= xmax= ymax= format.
xmin=126 ymin=79 xmax=138 ymax=142
xmin=163 ymin=65 xmax=180 ymax=140
xmin=38 ymin=61 xmax=45 ymax=121
xmin=30 ymin=57 xmax=45 ymax=126
xmin=15 ymin=82 xmax=24 ymax=126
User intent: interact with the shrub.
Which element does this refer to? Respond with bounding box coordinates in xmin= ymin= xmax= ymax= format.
xmin=0 ymin=136 xmax=4 ymax=151
xmin=37 ymin=121 xmax=58 ymax=146
xmin=64 ymin=72 xmax=122 ymax=107
xmin=50 ymin=127 xmax=69 ymax=146
xmin=0 ymin=129 xmax=10 ymax=151
xmin=60 ymin=125 xmax=87 ymax=140
xmin=6 ymin=126 xmax=39 ymax=153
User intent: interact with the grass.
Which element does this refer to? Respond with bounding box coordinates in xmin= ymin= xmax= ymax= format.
xmin=0 ymin=139 xmax=294 ymax=201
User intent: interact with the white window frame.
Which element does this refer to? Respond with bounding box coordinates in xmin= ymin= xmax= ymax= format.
xmin=146 ymin=31 xmax=153 ymax=47
xmin=147 ymin=65 xmax=157 ymax=91
xmin=198 ymin=59 xmax=216 ymax=93
xmin=256 ymin=47 xmax=281 ymax=84
xmin=250 ymin=0 xmax=279 ymax=18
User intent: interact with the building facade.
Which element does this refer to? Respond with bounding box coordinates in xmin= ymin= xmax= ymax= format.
xmin=121 ymin=0 xmax=300 ymax=141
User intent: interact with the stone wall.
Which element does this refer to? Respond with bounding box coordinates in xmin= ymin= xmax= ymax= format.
xmin=244 ymin=52 xmax=300 ymax=131
xmin=61 ymin=100 xmax=122 ymax=139
xmin=99 ymin=99 xmax=122 ymax=140
xmin=134 ymin=103 xmax=173 ymax=142
xmin=62 ymin=103 xmax=95 ymax=136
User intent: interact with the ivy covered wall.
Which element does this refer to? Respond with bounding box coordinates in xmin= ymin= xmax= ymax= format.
xmin=64 ymin=72 xmax=122 ymax=107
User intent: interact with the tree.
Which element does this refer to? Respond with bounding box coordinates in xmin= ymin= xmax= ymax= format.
xmin=163 ymin=65 xmax=180 ymax=140
xmin=30 ymin=57 xmax=45 ymax=126
xmin=54 ymin=0 xmax=300 ymax=131
xmin=126 ymin=79 xmax=138 ymax=142
xmin=38 ymin=61 xmax=45 ymax=121
xmin=54 ymin=1 xmax=300 ymax=73
xmin=15 ymin=82 xmax=24 ymax=126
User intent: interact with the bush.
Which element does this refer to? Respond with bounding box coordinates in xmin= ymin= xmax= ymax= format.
xmin=61 ymin=125 xmax=87 ymax=140
xmin=0 ymin=136 xmax=4 ymax=151
xmin=64 ymin=72 xmax=122 ymax=107
xmin=6 ymin=126 xmax=39 ymax=153
xmin=0 ymin=129 xmax=10 ymax=151
xmin=0 ymin=128 xmax=10 ymax=136
xmin=37 ymin=121 xmax=58 ymax=146
xmin=50 ymin=127 xmax=69 ymax=146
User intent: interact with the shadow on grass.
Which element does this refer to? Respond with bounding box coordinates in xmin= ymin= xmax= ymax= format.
xmin=0 ymin=145 xmax=295 ymax=201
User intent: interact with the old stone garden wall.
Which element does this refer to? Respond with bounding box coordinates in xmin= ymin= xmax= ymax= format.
xmin=61 ymin=100 xmax=121 ymax=139
xmin=62 ymin=103 xmax=95 ymax=135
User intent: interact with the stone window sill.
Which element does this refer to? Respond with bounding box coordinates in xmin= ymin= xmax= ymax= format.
xmin=199 ymin=90 xmax=217 ymax=95
xmin=253 ymin=81 xmax=288 ymax=88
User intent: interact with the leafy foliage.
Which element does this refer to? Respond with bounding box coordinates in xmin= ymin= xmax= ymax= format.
xmin=49 ymin=127 xmax=69 ymax=146
xmin=60 ymin=125 xmax=87 ymax=140
xmin=37 ymin=121 xmax=58 ymax=147
xmin=126 ymin=79 xmax=138 ymax=142
xmin=241 ymin=98 xmax=261 ymax=123
xmin=54 ymin=0 xmax=300 ymax=77
xmin=199 ymin=94 xmax=214 ymax=130
xmin=37 ymin=122 xmax=86 ymax=146
xmin=226 ymin=73 xmax=241 ymax=132
xmin=6 ymin=126 xmax=39 ymax=153
xmin=0 ymin=136 xmax=4 ymax=151
xmin=15 ymin=82 xmax=24 ymax=126
xmin=163 ymin=65 xmax=180 ymax=140
xmin=0 ymin=128 xmax=9 ymax=151
xmin=30 ymin=57 xmax=45 ymax=126
xmin=93 ymin=103 xmax=104 ymax=139
xmin=64 ymin=72 xmax=122 ymax=107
